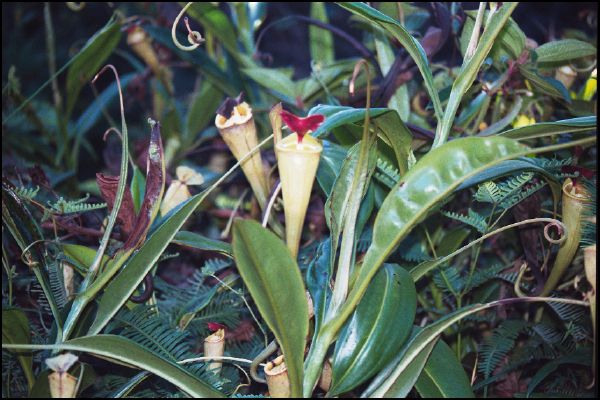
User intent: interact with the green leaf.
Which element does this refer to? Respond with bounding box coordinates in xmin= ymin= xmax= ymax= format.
xmin=130 ymin=166 xmax=146 ymax=215
xmin=186 ymin=2 xmax=240 ymax=60
xmin=65 ymin=19 xmax=122 ymax=118
xmin=460 ymin=11 xmax=525 ymax=66
xmin=338 ymin=2 xmax=443 ymax=121
xmin=316 ymin=140 xmax=348 ymax=196
xmin=414 ymin=339 xmax=474 ymax=398
xmin=185 ymin=81 xmax=222 ymax=146
xmin=310 ymin=3 xmax=334 ymax=64
xmin=330 ymin=264 xmax=416 ymax=396
xmin=325 ymin=140 xmax=377 ymax=287
xmin=3 ymin=335 xmax=223 ymax=398
xmin=370 ymin=110 xmax=413 ymax=175
xmin=241 ymin=67 xmax=297 ymax=100
xmin=73 ymin=73 xmax=135 ymax=140
xmin=435 ymin=3 xmax=518 ymax=147
xmin=172 ymin=231 xmax=232 ymax=257
xmin=499 ymin=116 xmax=597 ymax=140
xmin=232 ymin=220 xmax=308 ymax=398
xmin=534 ymin=39 xmax=597 ymax=64
xmin=2 ymin=308 xmax=34 ymax=390
xmin=518 ymin=65 xmax=571 ymax=102
xmin=145 ymin=25 xmax=238 ymax=96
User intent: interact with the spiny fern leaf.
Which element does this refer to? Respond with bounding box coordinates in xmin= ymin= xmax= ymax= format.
xmin=104 ymin=306 xmax=232 ymax=393
xmin=14 ymin=185 xmax=39 ymax=201
xmin=466 ymin=263 xmax=509 ymax=291
xmin=48 ymin=260 xmax=68 ymax=310
xmin=433 ymin=265 xmax=465 ymax=294
xmin=201 ymin=258 xmax=233 ymax=277
xmin=475 ymin=172 xmax=534 ymax=205
xmin=498 ymin=180 xmax=547 ymax=211
xmin=478 ymin=320 xmax=527 ymax=379
xmin=441 ymin=208 xmax=489 ymax=233
xmin=374 ymin=158 xmax=400 ymax=189
xmin=580 ymin=178 xmax=596 ymax=247
xmin=46 ymin=194 xmax=106 ymax=215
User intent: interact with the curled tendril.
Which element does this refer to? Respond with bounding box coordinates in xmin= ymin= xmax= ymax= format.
xmin=543 ymin=220 xmax=567 ymax=245
xmin=171 ymin=2 xmax=205 ymax=51
xmin=20 ymin=239 xmax=55 ymax=267
xmin=514 ymin=262 xmax=535 ymax=298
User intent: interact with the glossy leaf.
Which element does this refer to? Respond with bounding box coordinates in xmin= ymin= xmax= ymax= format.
xmin=186 ymin=3 xmax=240 ymax=60
xmin=172 ymin=230 xmax=232 ymax=257
xmin=185 ymin=81 xmax=222 ymax=146
xmin=499 ymin=116 xmax=597 ymax=140
xmin=330 ymin=264 xmax=416 ymax=396
xmin=3 ymin=335 xmax=223 ymax=398
xmin=414 ymin=338 xmax=474 ymax=398
xmin=232 ymin=219 xmax=308 ymax=398
xmin=130 ymin=166 xmax=146 ymax=215
xmin=316 ymin=140 xmax=348 ymax=196
xmin=306 ymin=239 xmax=332 ymax=333
xmin=65 ymin=20 xmax=122 ymax=118
xmin=534 ymin=39 xmax=597 ymax=64
xmin=2 ymin=308 xmax=34 ymax=389
xmin=337 ymin=2 xmax=443 ymax=121
xmin=303 ymin=137 xmax=530 ymax=394
xmin=309 ymin=105 xmax=389 ymax=139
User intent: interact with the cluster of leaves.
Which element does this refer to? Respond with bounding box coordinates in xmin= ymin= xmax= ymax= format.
xmin=2 ymin=2 xmax=597 ymax=398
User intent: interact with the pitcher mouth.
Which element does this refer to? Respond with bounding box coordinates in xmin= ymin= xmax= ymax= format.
xmin=215 ymin=101 xmax=253 ymax=129
xmin=276 ymin=133 xmax=323 ymax=154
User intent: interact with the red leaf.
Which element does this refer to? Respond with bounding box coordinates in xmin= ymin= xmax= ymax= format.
xmin=280 ymin=110 xmax=325 ymax=143
xmin=96 ymin=173 xmax=136 ymax=239
xmin=123 ymin=121 xmax=165 ymax=251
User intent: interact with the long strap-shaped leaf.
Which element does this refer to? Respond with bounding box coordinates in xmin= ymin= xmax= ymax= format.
xmin=434 ymin=3 xmax=518 ymax=148
xmin=232 ymin=220 xmax=308 ymax=398
xmin=337 ymin=3 xmax=443 ymax=122
xmin=362 ymin=297 xmax=587 ymax=397
xmin=2 ymin=335 xmax=223 ymax=398
xmin=302 ymin=135 xmax=596 ymax=395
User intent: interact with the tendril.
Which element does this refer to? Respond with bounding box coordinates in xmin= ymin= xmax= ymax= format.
xmin=171 ymin=2 xmax=205 ymax=51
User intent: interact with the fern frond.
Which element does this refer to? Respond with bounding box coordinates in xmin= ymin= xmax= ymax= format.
xmin=441 ymin=209 xmax=488 ymax=233
xmin=475 ymin=172 xmax=534 ymax=205
xmin=478 ymin=320 xmax=527 ymax=379
xmin=498 ymin=180 xmax=547 ymax=211
xmin=47 ymin=194 xmax=106 ymax=215
xmin=580 ymin=178 xmax=596 ymax=247
xmin=374 ymin=158 xmax=400 ymax=189
xmin=48 ymin=260 xmax=68 ymax=310
xmin=14 ymin=185 xmax=39 ymax=201
xmin=466 ymin=263 xmax=509 ymax=291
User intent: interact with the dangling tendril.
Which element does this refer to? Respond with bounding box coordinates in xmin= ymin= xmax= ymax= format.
xmin=171 ymin=2 xmax=205 ymax=51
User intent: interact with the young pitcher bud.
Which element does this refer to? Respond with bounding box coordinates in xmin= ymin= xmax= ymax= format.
xmin=127 ymin=25 xmax=174 ymax=95
xmin=160 ymin=166 xmax=204 ymax=216
xmin=204 ymin=328 xmax=225 ymax=374
xmin=541 ymin=178 xmax=592 ymax=296
xmin=276 ymin=110 xmax=324 ymax=258
xmin=46 ymin=353 xmax=79 ymax=398
xmin=215 ymin=95 xmax=269 ymax=208
xmin=264 ymin=355 xmax=290 ymax=398
xmin=554 ymin=65 xmax=578 ymax=90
